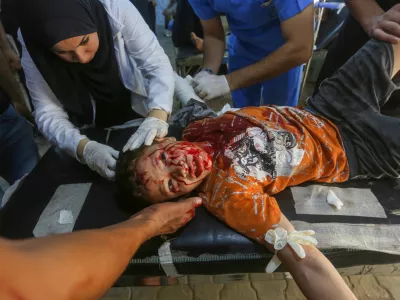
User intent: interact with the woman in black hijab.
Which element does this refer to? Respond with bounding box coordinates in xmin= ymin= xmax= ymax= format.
xmin=18 ymin=0 xmax=174 ymax=180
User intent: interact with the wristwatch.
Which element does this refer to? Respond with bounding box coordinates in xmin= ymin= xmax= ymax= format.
xmin=200 ymin=68 xmax=214 ymax=75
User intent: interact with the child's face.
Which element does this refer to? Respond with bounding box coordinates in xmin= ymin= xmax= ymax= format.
xmin=136 ymin=139 xmax=213 ymax=203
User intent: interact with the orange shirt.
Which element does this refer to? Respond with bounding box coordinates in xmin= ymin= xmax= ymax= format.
xmin=183 ymin=106 xmax=349 ymax=243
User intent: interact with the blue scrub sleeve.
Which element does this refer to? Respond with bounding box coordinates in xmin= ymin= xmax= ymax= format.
xmin=188 ymin=0 xmax=217 ymax=20
xmin=273 ymin=0 xmax=313 ymax=22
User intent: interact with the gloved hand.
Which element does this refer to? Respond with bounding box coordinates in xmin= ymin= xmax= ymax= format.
xmin=193 ymin=74 xmax=230 ymax=101
xmin=193 ymin=70 xmax=211 ymax=81
xmin=123 ymin=117 xmax=169 ymax=152
xmin=174 ymin=73 xmax=203 ymax=106
xmin=82 ymin=141 xmax=119 ymax=180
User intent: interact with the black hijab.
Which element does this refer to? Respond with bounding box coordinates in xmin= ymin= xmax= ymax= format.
xmin=18 ymin=0 xmax=138 ymax=127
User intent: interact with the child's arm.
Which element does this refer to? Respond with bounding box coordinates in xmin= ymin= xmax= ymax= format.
xmin=273 ymin=214 xmax=357 ymax=300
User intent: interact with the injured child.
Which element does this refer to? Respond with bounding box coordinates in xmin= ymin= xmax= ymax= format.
xmin=116 ymin=39 xmax=399 ymax=299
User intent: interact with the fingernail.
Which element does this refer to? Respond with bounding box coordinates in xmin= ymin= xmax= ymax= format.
xmin=194 ymin=198 xmax=202 ymax=206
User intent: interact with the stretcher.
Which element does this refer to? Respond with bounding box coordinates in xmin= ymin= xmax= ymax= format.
xmin=175 ymin=46 xmax=229 ymax=78
xmin=1 ymin=127 xmax=400 ymax=286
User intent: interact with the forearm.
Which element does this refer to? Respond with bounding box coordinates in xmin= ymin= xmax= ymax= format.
xmin=278 ymin=245 xmax=356 ymax=300
xmin=1 ymin=219 xmax=151 ymax=300
xmin=345 ymin=0 xmax=384 ymax=33
xmin=77 ymin=138 xmax=90 ymax=160
xmin=202 ymin=35 xmax=225 ymax=74
xmin=148 ymin=108 xmax=169 ymax=121
xmin=34 ymin=108 xmax=87 ymax=159
xmin=226 ymin=41 xmax=312 ymax=91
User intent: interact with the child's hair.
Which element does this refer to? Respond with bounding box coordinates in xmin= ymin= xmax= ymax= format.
xmin=115 ymin=146 xmax=149 ymax=212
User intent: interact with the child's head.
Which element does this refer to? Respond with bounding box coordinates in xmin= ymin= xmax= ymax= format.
xmin=116 ymin=138 xmax=212 ymax=206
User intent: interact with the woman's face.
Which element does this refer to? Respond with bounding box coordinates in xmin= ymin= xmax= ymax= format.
xmin=52 ymin=32 xmax=99 ymax=63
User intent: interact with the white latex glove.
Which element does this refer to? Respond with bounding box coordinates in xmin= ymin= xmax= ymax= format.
xmin=193 ymin=70 xmax=211 ymax=81
xmin=193 ymin=74 xmax=230 ymax=101
xmin=264 ymin=227 xmax=318 ymax=273
xmin=83 ymin=141 xmax=119 ymax=180
xmin=174 ymin=73 xmax=203 ymax=106
xmin=123 ymin=117 xmax=168 ymax=152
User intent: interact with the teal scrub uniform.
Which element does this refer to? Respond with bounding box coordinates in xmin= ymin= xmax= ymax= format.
xmin=188 ymin=0 xmax=313 ymax=107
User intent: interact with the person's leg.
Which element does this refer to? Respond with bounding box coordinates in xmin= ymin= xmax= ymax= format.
xmin=0 ymin=105 xmax=39 ymax=184
xmin=261 ymin=65 xmax=302 ymax=106
xmin=313 ymin=16 xmax=369 ymax=95
xmin=308 ymin=39 xmax=400 ymax=179
xmin=229 ymin=54 xmax=262 ymax=107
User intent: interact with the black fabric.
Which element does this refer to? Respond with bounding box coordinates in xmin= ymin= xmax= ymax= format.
xmin=130 ymin=0 xmax=151 ymax=31
xmin=315 ymin=0 xmax=399 ymax=95
xmin=378 ymin=0 xmax=400 ymax=11
xmin=0 ymin=0 xmax=18 ymax=39
xmin=148 ymin=1 xmax=156 ymax=33
xmin=309 ymin=40 xmax=400 ymax=179
xmin=18 ymin=0 xmax=135 ymax=128
xmin=172 ymin=0 xmax=203 ymax=48
xmin=0 ymin=87 xmax=10 ymax=114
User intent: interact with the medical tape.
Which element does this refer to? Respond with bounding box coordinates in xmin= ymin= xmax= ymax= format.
xmin=33 ymin=183 xmax=91 ymax=237
xmin=158 ymin=241 xmax=180 ymax=277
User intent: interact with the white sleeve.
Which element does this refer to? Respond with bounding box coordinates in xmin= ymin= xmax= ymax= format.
xmin=118 ymin=0 xmax=175 ymax=114
xmin=18 ymin=31 xmax=87 ymax=159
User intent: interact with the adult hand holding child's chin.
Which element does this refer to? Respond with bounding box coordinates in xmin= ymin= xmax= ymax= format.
xmin=130 ymin=197 xmax=203 ymax=238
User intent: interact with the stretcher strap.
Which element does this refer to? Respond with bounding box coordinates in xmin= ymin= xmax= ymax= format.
xmin=158 ymin=241 xmax=180 ymax=277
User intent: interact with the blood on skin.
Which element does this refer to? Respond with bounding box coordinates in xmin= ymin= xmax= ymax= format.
xmin=141 ymin=142 xmax=213 ymax=193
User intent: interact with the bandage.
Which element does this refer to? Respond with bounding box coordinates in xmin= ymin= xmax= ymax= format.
xmin=264 ymin=228 xmax=318 ymax=273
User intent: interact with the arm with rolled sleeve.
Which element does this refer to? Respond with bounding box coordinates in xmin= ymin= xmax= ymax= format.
xmin=19 ymin=32 xmax=87 ymax=160
xmin=119 ymin=0 xmax=174 ymax=117
xmin=226 ymin=0 xmax=314 ymax=91
xmin=189 ymin=0 xmax=225 ymax=74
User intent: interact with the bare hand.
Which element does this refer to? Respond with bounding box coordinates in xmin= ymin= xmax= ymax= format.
xmin=132 ymin=197 xmax=203 ymax=238
xmin=152 ymin=0 xmax=157 ymax=7
xmin=3 ymin=49 xmax=21 ymax=72
xmin=369 ymin=4 xmax=400 ymax=44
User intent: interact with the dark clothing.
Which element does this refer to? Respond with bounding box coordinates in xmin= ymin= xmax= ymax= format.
xmin=0 ymin=93 xmax=38 ymax=185
xmin=148 ymin=1 xmax=156 ymax=33
xmin=0 ymin=0 xmax=18 ymax=39
xmin=308 ymin=40 xmax=400 ymax=179
xmin=130 ymin=0 xmax=152 ymax=30
xmin=377 ymin=0 xmax=399 ymax=11
xmin=18 ymin=0 xmax=135 ymax=128
xmin=315 ymin=0 xmax=399 ymax=92
xmin=172 ymin=0 xmax=203 ymax=48
xmin=0 ymin=88 xmax=10 ymax=114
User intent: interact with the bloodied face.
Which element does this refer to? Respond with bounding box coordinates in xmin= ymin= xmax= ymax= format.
xmin=135 ymin=139 xmax=213 ymax=203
